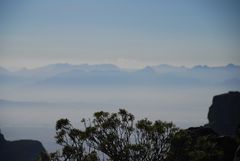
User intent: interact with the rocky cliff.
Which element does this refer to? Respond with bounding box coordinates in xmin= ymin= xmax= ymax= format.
xmin=208 ymin=91 xmax=240 ymax=136
xmin=0 ymin=132 xmax=45 ymax=161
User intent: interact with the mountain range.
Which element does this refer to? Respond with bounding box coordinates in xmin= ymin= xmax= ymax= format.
xmin=0 ymin=63 xmax=239 ymax=88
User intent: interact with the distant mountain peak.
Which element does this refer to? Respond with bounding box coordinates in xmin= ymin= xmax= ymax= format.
xmin=140 ymin=66 xmax=155 ymax=73
xmin=0 ymin=66 xmax=9 ymax=74
xmin=193 ymin=65 xmax=209 ymax=69
xmin=143 ymin=66 xmax=154 ymax=72
xmin=226 ymin=63 xmax=239 ymax=68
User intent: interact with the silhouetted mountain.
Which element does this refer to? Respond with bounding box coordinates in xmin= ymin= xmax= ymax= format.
xmin=0 ymin=132 xmax=45 ymax=161
xmin=208 ymin=91 xmax=240 ymax=136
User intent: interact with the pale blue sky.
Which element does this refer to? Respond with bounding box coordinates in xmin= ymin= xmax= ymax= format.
xmin=0 ymin=0 xmax=240 ymax=69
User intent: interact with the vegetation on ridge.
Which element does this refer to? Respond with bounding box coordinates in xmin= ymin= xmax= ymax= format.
xmin=37 ymin=109 xmax=236 ymax=161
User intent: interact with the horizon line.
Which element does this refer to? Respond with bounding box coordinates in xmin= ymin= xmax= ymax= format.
xmin=1 ymin=62 xmax=239 ymax=72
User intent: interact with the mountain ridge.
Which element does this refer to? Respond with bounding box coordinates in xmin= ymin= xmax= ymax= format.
xmin=0 ymin=63 xmax=239 ymax=88
xmin=1 ymin=63 xmax=240 ymax=73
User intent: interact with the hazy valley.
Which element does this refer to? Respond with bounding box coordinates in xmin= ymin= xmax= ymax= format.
xmin=0 ymin=63 xmax=239 ymax=151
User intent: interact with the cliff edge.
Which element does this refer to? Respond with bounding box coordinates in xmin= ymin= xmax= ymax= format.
xmin=208 ymin=91 xmax=240 ymax=136
xmin=0 ymin=132 xmax=45 ymax=161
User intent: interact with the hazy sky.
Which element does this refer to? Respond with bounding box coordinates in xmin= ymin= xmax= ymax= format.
xmin=0 ymin=0 xmax=240 ymax=69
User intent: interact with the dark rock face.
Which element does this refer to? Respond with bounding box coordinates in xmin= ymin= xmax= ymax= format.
xmin=208 ymin=91 xmax=240 ymax=136
xmin=233 ymin=145 xmax=240 ymax=161
xmin=186 ymin=126 xmax=217 ymax=138
xmin=187 ymin=127 xmax=238 ymax=161
xmin=168 ymin=126 xmax=238 ymax=161
xmin=214 ymin=136 xmax=238 ymax=161
xmin=0 ymin=133 xmax=45 ymax=161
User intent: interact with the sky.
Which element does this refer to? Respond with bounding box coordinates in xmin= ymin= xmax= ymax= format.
xmin=0 ymin=0 xmax=240 ymax=69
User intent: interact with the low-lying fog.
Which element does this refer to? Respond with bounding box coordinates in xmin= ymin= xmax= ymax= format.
xmin=1 ymin=86 xmax=238 ymax=151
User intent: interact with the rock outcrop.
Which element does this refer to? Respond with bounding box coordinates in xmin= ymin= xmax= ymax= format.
xmin=208 ymin=91 xmax=240 ymax=136
xmin=167 ymin=126 xmax=238 ymax=161
xmin=0 ymin=132 xmax=45 ymax=161
xmin=187 ymin=127 xmax=238 ymax=161
xmin=214 ymin=136 xmax=238 ymax=161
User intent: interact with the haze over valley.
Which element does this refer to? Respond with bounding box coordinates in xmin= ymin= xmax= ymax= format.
xmin=1 ymin=1 xmax=240 ymax=157
xmin=0 ymin=63 xmax=239 ymax=151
